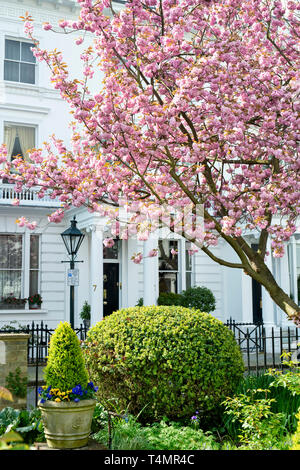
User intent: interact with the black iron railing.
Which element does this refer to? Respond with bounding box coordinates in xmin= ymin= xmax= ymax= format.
xmin=225 ymin=318 xmax=300 ymax=374
xmin=0 ymin=321 xmax=89 ymax=364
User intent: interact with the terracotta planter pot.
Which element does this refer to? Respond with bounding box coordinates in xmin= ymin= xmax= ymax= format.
xmin=39 ymin=399 xmax=96 ymax=449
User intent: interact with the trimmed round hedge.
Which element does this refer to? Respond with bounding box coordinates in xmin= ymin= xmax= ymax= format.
xmin=83 ymin=306 xmax=244 ymax=421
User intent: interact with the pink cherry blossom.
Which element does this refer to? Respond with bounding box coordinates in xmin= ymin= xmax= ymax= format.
xmin=103 ymin=237 xmax=114 ymax=248
xmin=1 ymin=0 xmax=299 ymax=324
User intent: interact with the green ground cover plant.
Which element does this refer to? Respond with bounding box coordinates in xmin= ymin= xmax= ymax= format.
xmin=0 ymin=407 xmax=44 ymax=445
xmin=92 ymin=412 xmax=219 ymax=450
xmin=5 ymin=368 xmax=27 ymax=399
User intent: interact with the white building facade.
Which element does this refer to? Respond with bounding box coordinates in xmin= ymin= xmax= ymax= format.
xmin=0 ymin=0 xmax=298 ymax=331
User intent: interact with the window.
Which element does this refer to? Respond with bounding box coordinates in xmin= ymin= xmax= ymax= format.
xmin=4 ymin=124 xmax=35 ymax=161
xmin=30 ymin=235 xmax=39 ymax=297
xmin=0 ymin=235 xmax=23 ymax=306
xmin=0 ymin=234 xmax=40 ymax=309
xmin=185 ymin=241 xmax=193 ymax=290
xmin=158 ymin=239 xmax=194 ymax=294
xmin=159 ymin=240 xmax=179 ymax=293
xmin=103 ymin=239 xmax=119 ymax=260
xmin=4 ymin=39 xmax=36 ymax=84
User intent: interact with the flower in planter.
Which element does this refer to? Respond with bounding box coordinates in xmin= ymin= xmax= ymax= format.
xmin=38 ymin=322 xmax=97 ymax=449
xmin=40 ymin=322 xmax=98 ymax=403
xmin=38 ymin=382 xmax=98 ymax=404
xmin=1 ymin=294 xmax=27 ymax=305
xmin=28 ymin=293 xmax=42 ymax=306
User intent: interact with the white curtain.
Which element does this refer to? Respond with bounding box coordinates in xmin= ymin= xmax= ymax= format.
xmin=17 ymin=126 xmax=35 ymax=161
xmin=0 ymin=235 xmax=23 ymax=302
xmin=3 ymin=126 xmax=17 ymax=161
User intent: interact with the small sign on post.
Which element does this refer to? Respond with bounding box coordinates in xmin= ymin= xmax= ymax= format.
xmin=67 ymin=268 xmax=79 ymax=286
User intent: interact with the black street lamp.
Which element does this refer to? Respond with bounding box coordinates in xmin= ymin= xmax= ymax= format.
xmin=61 ymin=216 xmax=85 ymax=329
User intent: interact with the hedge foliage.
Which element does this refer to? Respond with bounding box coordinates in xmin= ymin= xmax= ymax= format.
xmin=157 ymin=292 xmax=183 ymax=306
xmin=44 ymin=321 xmax=89 ymax=392
xmin=83 ymin=306 xmax=244 ymax=421
xmin=157 ymin=286 xmax=216 ymax=313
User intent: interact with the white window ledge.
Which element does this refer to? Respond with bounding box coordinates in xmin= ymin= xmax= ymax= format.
xmin=0 ymin=309 xmax=48 ymax=314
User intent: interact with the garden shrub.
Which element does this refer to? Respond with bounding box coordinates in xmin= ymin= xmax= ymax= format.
xmin=83 ymin=306 xmax=244 ymax=421
xmin=157 ymin=286 xmax=216 ymax=313
xmin=222 ymin=388 xmax=287 ymax=449
xmin=44 ymin=321 xmax=89 ymax=392
xmin=291 ymin=412 xmax=300 ymax=450
xmin=157 ymin=292 xmax=183 ymax=306
xmin=181 ymin=286 xmax=216 ymax=313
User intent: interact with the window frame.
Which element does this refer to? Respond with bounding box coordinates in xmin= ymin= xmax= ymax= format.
xmin=0 ymin=233 xmax=41 ymax=311
xmin=3 ymin=122 xmax=37 ymax=163
xmin=4 ymin=38 xmax=37 ymax=85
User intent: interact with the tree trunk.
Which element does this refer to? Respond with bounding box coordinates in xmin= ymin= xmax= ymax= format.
xmin=263 ymin=281 xmax=300 ymax=326
xmin=245 ymin=259 xmax=300 ymax=326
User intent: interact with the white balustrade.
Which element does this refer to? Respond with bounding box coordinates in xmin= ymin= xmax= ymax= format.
xmin=0 ymin=183 xmax=61 ymax=207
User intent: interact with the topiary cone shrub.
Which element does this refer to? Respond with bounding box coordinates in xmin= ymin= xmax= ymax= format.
xmin=83 ymin=306 xmax=244 ymax=422
xmin=44 ymin=321 xmax=89 ymax=392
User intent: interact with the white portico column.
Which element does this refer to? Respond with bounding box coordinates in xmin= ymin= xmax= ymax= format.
xmin=89 ymin=225 xmax=103 ymax=326
xmin=262 ymin=239 xmax=276 ymax=328
xmin=143 ymin=237 xmax=159 ymax=306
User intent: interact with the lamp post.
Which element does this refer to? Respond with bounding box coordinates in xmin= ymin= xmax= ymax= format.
xmin=61 ymin=216 xmax=85 ymax=329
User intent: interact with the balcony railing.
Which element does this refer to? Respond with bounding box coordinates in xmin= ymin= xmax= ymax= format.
xmin=0 ymin=183 xmax=61 ymax=207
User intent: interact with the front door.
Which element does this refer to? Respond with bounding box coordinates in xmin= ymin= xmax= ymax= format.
xmin=103 ymin=263 xmax=119 ymax=317
xmin=252 ymin=278 xmax=263 ymax=324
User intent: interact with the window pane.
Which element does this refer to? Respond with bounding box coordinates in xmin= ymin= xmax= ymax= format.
xmin=4 ymin=60 xmax=19 ymax=82
xmin=0 ymin=235 xmax=22 ymax=269
xmin=30 ymin=235 xmax=39 ymax=269
xmin=29 ymin=271 xmax=39 ymax=297
xmin=20 ymin=63 xmax=35 ymax=84
xmin=158 ymin=240 xmax=178 ymax=270
xmin=186 ymin=271 xmax=192 ymax=290
xmin=21 ymin=42 xmax=36 ymax=63
xmin=11 ymin=136 xmax=23 ymax=159
xmin=185 ymin=242 xmax=192 ymax=271
xmin=103 ymin=240 xmax=119 ymax=259
xmin=159 ymin=272 xmax=178 ymax=294
xmin=5 ymin=40 xmax=20 ymax=60
xmin=0 ymin=270 xmax=22 ymax=303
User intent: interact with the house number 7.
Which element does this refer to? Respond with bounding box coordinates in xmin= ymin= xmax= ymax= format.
xmin=93 ymin=285 xmax=97 ymax=291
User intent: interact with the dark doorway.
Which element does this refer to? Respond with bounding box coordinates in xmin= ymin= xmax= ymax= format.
xmin=252 ymin=278 xmax=263 ymax=324
xmin=251 ymin=244 xmax=263 ymax=324
xmin=103 ymin=263 xmax=119 ymax=317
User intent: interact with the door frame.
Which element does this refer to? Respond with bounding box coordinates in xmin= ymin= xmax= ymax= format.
xmin=103 ymin=239 xmax=122 ymax=314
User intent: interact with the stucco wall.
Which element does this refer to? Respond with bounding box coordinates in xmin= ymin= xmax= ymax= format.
xmin=0 ymin=333 xmax=29 ymax=410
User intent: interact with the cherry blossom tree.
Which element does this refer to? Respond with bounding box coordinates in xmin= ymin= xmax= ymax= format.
xmin=1 ymin=0 xmax=300 ymax=323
